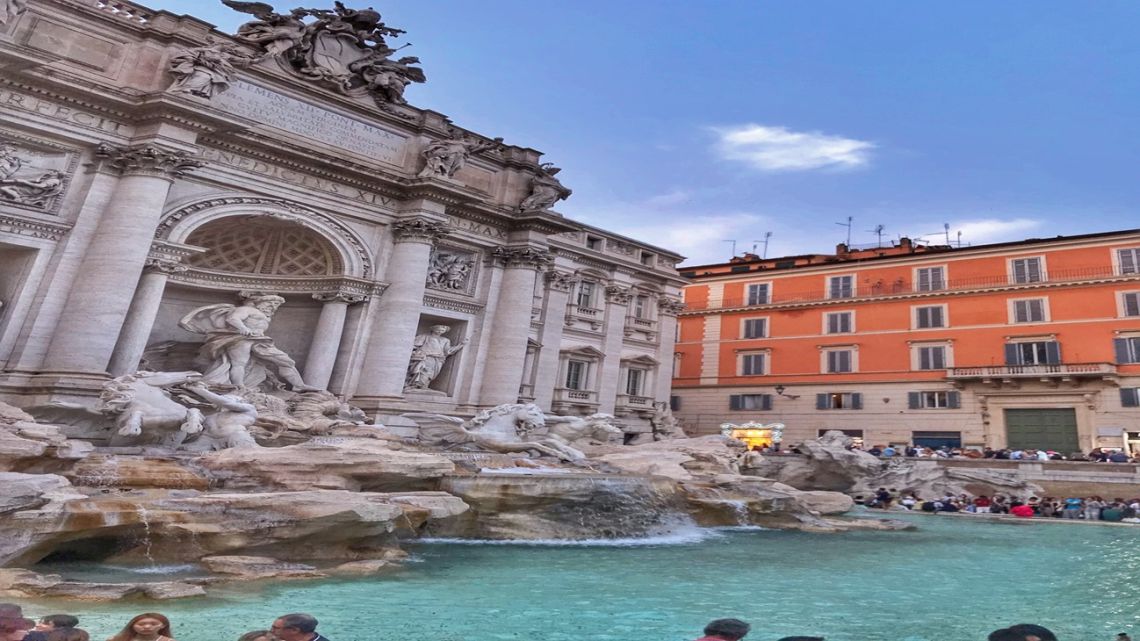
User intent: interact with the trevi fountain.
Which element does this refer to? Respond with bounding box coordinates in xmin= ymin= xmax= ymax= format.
xmin=0 ymin=1 xmax=1135 ymax=640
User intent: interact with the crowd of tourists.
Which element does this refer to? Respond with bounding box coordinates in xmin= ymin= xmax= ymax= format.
xmin=861 ymin=487 xmax=1140 ymax=522
xmin=692 ymin=617 xmax=1130 ymax=641
xmin=859 ymin=444 xmax=1139 ymax=462
xmin=0 ymin=607 xmax=330 ymax=641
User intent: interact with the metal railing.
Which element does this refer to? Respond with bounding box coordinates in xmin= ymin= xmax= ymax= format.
xmin=947 ymin=363 xmax=1117 ymax=378
xmin=685 ymin=266 xmax=1136 ymax=311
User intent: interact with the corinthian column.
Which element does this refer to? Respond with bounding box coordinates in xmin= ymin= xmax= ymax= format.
xmin=354 ymin=217 xmax=449 ymax=400
xmin=532 ymin=269 xmax=575 ymax=410
xmin=43 ymin=144 xmax=204 ymax=373
xmin=106 ymin=258 xmax=185 ymax=376
xmin=654 ymin=297 xmax=685 ymax=401
xmin=303 ymin=292 xmax=364 ymax=390
xmin=598 ymin=284 xmax=633 ymax=413
xmin=479 ymin=246 xmax=551 ymax=406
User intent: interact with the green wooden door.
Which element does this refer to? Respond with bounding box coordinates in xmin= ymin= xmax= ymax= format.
xmin=1004 ymin=408 xmax=1079 ymax=453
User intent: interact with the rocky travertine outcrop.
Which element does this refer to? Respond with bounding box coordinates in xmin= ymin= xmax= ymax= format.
xmin=0 ymin=402 xmax=92 ymax=472
xmin=197 ymin=439 xmax=455 ymax=491
xmin=0 ymin=568 xmax=206 ymax=600
xmin=590 ymin=435 xmax=747 ymax=480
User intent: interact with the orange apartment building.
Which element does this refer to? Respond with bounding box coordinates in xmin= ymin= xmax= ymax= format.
xmin=671 ymin=229 xmax=1140 ymax=455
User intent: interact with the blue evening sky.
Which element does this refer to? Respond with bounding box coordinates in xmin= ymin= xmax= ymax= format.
xmin=148 ymin=1 xmax=1140 ymax=265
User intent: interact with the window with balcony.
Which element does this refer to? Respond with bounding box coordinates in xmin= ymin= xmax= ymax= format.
xmin=1118 ymin=248 xmax=1140 ymax=274
xmin=828 ymin=275 xmax=854 ymax=299
xmin=907 ymin=391 xmax=961 ymax=409
xmin=1114 ymin=337 xmax=1140 ymax=364
xmin=742 ymin=318 xmax=768 ymax=339
xmin=565 ymin=360 xmax=589 ymax=390
xmin=1004 ymin=341 xmax=1061 ymax=366
xmin=915 ymin=266 xmax=946 ymax=292
xmin=825 ymin=311 xmax=854 ymax=334
xmin=632 ymin=295 xmax=651 ymax=319
xmin=914 ymin=305 xmax=946 ymax=329
xmin=915 ymin=345 xmax=948 ymax=370
xmin=576 ymin=281 xmax=596 ymax=309
xmin=729 ymin=394 xmax=772 ymax=410
xmin=1122 ymin=292 xmax=1140 ymax=317
xmin=625 ymin=368 xmax=646 ymax=396
xmin=1010 ymin=257 xmax=1044 ymax=284
xmin=1011 ymin=298 xmax=1047 ymax=323
xmin=824 ymin=348 xmax=855 ymax=373
xmin=739 ymin=352 xmax=767 ymax=376
xmin=816 ymin=392 xmax=862 ymax=409
xmin=746 ymin=283 xmax=770 ymax=305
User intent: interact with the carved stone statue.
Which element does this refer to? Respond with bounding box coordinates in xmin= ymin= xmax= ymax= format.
xmin=0 ymin=143 xmax=22 ymax=179
xmin=221 ymin=1 xmax=310 ymax=58
xmin=519 ymin=163 xmax=572 ymax=212
xmin=543 ymin=413 xmax=624 ymax=458
xmin=405 ymin=403 xmax=587 ymax=461
xmin=426 ymin=250 xmax=475 ymax=291
xmin=179 ymin=294 xmax=319 ymax=392
xmin=0 ymin=0 xmax=27 ymax=26
xmin=351 ymin=54 xmax=426 ymax=103
xmin=0 ymin=170 xmax=64 ymax=207
xmin=167 ymin=43 xmax=253 ymax=98
xmin=650 ymin=402 xmax=688 ymax=440
xmin=418 ymin=131 xmax=504 ymax=179
xmin=180 ymin=381 xmax=260 ymax=451
xmin=405 ymin=325 xmax=467 ymax=390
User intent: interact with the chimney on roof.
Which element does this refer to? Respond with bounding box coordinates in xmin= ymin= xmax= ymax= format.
xmin=899 ymin=237 xmax=913 ymax=251
xmin=836 ymin=243 xmax=849 ymax=256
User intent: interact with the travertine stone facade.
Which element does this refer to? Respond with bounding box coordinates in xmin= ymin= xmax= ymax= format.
xmin=0 ymin=0 xmax=684 ymax=433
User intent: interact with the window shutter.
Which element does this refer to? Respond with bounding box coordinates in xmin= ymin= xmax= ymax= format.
xmin=1004 ymin=343 xmax=1020 ymax=365
xmin=1120 ymin=250 xmax=1137 ymax=275
xmin=907 ymin=392 xmax=920 ymax=409
xmin=948 ymin=391 xmax=961 ymax=409
xmin=729 ymin=395 xmax=742 ymax=410
xmin=1121 ymin=388 xmax=1139 ymax=408
xmin=932 ymin=306 xmax=944 ymax=327
xmin=1116 ymin=338 xmax=1133 ymax=364
xmin=761 ymin=394 xmax=773 ymax=411
xmin=1045 ymin=342 xmax=1061 ymax=365
xmin=1013 ymin=260 xmax=1026 ymax=283
xmin=816 ymin=393 xmax=828 ymax=410
xmin=851 ymin=393 xmax=863 ymax=409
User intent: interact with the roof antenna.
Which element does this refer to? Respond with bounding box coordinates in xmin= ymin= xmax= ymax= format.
xmin=835 ymin=216 xmax=853 ymax=246
xmin=754 ymin=232 xmax=773 ymax=258
xmin=944 ymin=223 xmax=951 ymax=245
xmin=866 ymin=224 xmax=885 ymax=248
xmin=723 ymin=239 xmax=738 ymax=257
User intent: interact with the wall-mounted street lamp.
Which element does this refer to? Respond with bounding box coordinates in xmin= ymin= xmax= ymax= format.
xmin=773 ymin=385 xmax=800 ymax=400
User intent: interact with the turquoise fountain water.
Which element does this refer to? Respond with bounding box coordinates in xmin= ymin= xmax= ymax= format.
xmin=17 ymin=515 xmax=1140 ymax=641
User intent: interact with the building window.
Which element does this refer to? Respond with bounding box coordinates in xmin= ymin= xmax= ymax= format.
xmin=908 ymin=391 xmax=961 ymax=409
xmin=915 ymin=266 xmax=945 ymax=292
xmin=640 ymin=251 xmax=655 ymax=266
xmin=1121 ymin=292 xmax=1140 ymax=317
xmin=670 ymin=395 xmax=682 ymax=411
xmin=742 ymin=318 xmax=768 ymax=339
xmin=625 ymin=368 xmax=646 ymax=396
xmin=746 ymin=283 xmax=770 ymax=305
xmin=914 ymin=305 xmax=945 ymax=329
xmin=915 ymin=345 xmax=947 ymax=370
xmin=825 ymin=311 xmax=854 ymax=334
xmin=1011 ymin=298 xmax=1047 ymax=323
xmin=824 ymin=349 xmax=854 ymax=373
xmin=739 ymin=352 xmax=767 ymax=376
xmin=565 ymin=360 xmax=588 ymax=390
xmin=729 ymin=394 xmax=773 ymax=411
xmin=828 ymin=275 xmax=854 ymax=299
xmin=1121 ymin=388 xmax=1139 ymax=408
xmin=1118 ymin=248 xmax=1140 ymax=274
xmin=633 ymin=295 xmax=650 ymax=319
xmin=576 ymin=281 xmax=596 ymax=308
xmin=586 ymin=236 xmax=603 ymax=250
xmin=1004 ymin=341 xmax=1061 ymax=366
xmin=1115 ymin=337 xmax=1140 ymax=364
xmin=1010 ymin=257 xmax=1044 ymax=284
xmin=816 ymin=392 xmax=862 ymax=410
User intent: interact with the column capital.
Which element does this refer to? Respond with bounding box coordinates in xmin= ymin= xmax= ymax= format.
xmin=492 ymin=245 xmax=553 ymax=270
xmin=657 ymin=297 xmax=686 ymax=316
xmin=313 ymin=291 xmax=367 ymax=304
xmin=143 ymin=257 xmax=189 ymax=275
xmin=605 ymin=284 xmax=633 ymax=305
xmin=543 ymin=269 xmax=576 ymax=292
xmin=93 ymin=143 xmax=205 ymax=178
xmin=391 ymin=217 xmax=450 ymax=244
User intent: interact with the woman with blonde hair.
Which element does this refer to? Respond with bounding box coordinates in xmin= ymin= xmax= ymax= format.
xmin=106 ymin=614 xmax=175 ymax=641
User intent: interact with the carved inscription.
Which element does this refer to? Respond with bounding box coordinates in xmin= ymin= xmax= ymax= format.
xmin=212 ymin=81 xmax=408 ymax=165
xmin=0 ymin=87 xmax=126 ymax=134
xmin=200 ymin=148 xmax=397 ymax=209
xmin=445 ymin=214 xmax=507 ymax=240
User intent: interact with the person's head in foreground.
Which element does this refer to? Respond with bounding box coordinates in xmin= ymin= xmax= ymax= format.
xmin=988 ymin=624 xmax=1057 ymax=641
xmin=699 ymin=618 xmax=751 ymax=641
xmin=270 ymin=614 xmax=320 ymax=641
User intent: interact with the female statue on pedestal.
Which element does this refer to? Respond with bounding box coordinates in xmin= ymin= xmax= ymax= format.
xmin=405 ymin=325 xmax=466 ymax=391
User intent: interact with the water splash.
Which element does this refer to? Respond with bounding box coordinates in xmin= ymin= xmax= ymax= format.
xmin=135 ymin=505 xmax=155 ymax=564
xmin=417 ymin=519 xmax=720 ymax=547
xmin=104 ymin=563 xmax=198 ymax=575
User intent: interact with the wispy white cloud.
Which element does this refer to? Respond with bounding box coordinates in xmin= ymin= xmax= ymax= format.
xmin=641 ymin=188 xmax=692 ymax=208
xmin=712 ymin=124 xmax=875 ymax=172
xmin=948 ymin=218 xmax=1042 ymax=245
xmin=613 ymin=212 xmax=765 ymax=265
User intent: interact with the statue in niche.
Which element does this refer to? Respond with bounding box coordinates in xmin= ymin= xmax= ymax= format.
xmin=418 ymin=131 xmax=504 ymax=179
xmin=179 ymin=294 xmax=320 ymax=392
xmin=0 ymin=170 xmax=64 ymax=207
xmin=405 ymin=324 xmax=467 ymax=391
xmin=519 ymin=163 xmax=572 ymax=212
xmin=426 ymin=250 xmax=475 ymax=291
xmin=221 ymin=1 xmax=310 ymax=58
xmin=167 ymin=42 xmax=254 ymax=98
xmin=0 ymin=0 xmax=27 ymax=26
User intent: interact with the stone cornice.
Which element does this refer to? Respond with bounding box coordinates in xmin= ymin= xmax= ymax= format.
xmin=423 ymin=294 xmax=484 ymax=315
xmin=313 ymin=292 xmax=367 ymax=304
xmin=605 ymin=284 xmax=634 ymax=305
xmin=93 ymin=143 xmax=205 ymax=178
xmin=167 ymin=268 xmax=386 ymax=299
xmin=657 ymin=297 xmax=686 ymax=316
xmin=544 ymin=269 xmax=577 ymax=292
xmin=0 ymin=212 xmax=72 ymax=242
xmin=144 ymin=239 xmax=205 ymax=275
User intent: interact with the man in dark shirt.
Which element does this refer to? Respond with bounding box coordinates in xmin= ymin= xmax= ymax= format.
xmin=271 ymin=614 xmax=331 ymax=641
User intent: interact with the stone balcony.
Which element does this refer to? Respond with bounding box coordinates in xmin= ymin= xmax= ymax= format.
xmin=551 ymin=388 xmax=599 ymax=414
xmin=615 ymin=393 xmax=654 ymax=418
xmin=946 ymin=362 xmax=1117 ymax=387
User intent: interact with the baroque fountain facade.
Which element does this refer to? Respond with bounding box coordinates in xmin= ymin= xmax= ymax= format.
xmin=0 ymin=0 xmax=869 ymax=600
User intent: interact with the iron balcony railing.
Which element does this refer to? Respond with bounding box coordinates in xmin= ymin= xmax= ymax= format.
xmin=684 ymin=266 xmax=1138 ymax=311
xmin=947 ymin=363 xmax=1117 ymax=378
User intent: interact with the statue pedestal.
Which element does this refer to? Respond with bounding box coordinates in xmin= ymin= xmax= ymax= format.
xmin=402 ymin=387 xmax=449 ymax=399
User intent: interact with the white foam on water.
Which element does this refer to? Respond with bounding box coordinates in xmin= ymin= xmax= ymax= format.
xmin=104 ymin=563 xmax=199 ymax=575
xmin=712 ymin=525 xmax=769 ymax=532
xmin=476 ymin=467 xmax=582 ymax=475
xmin=417 ymin=525 xmax=720 ymax=547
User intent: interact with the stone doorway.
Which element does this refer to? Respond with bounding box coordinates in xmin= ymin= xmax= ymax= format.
xmin=1004 ymin=408 xmax=1079 ymax=453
